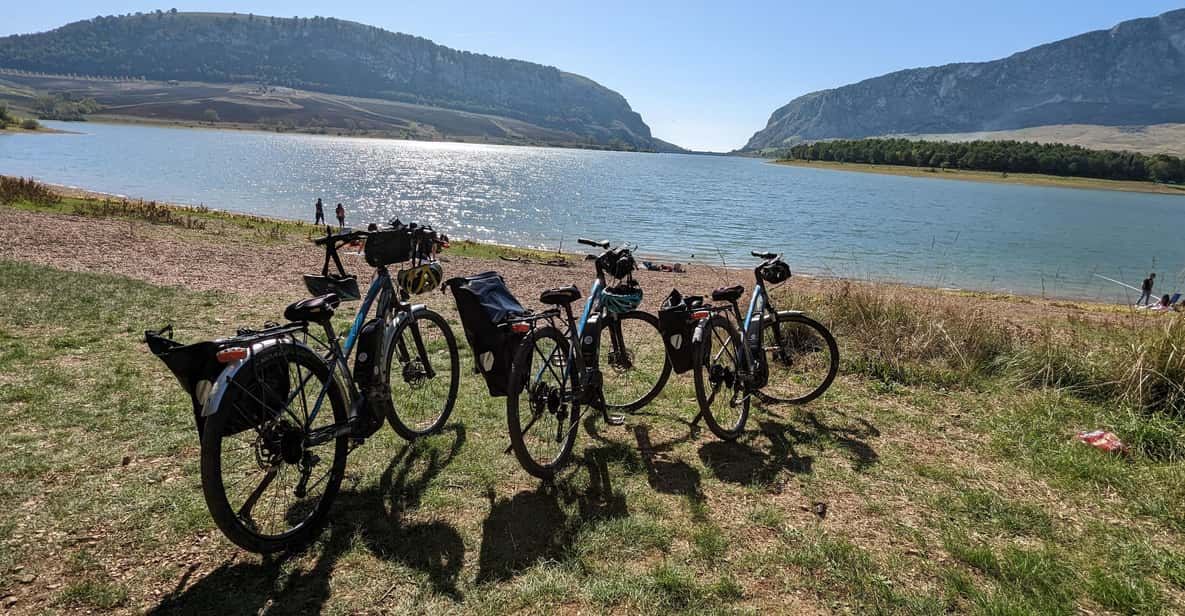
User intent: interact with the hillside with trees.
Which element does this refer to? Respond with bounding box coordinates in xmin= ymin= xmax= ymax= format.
xmin=0 ymin=11 xmax=658 ymax=149
xmin=782 ymin=138 xmax=1185 ymax=185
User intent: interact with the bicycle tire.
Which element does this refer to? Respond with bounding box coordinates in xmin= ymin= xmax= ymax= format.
xmin=384 ymin=309 xmax=461 ymax=440
xmin=506 ymin=326 xmax=579 ymax=479
xmin=200 ymin=341 xmax=348 ymax=553
xmin=757 ymin=312 xmax=839 ymax=405
xmin=598 ymin=310 xmax=672 ymax=412
xmin=693 ymin=314 xmax=749 ymax=441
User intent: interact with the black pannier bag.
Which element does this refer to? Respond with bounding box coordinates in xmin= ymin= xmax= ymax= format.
xmin=145 ymin=326 xmax=289 ymax=438
xmin=658 ymin=289 xmax=704 ymax=374
xmin=444 ymin=272 xmax=529 ymax=396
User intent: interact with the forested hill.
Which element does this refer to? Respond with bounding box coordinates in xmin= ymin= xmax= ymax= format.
xmin=0 ymin=11 xmax=656 ymax=149
xmin=745 ymin=9 xmax=1185 ymax=151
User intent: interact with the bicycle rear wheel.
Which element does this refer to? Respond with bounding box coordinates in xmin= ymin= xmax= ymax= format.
xmin=598 ymin=310 xmax=671 ymax=412
xmin=385 ymin=309 xmax=460 ymax=440
xmin=200 ymin=341 xmax=348 ymax=553
xmin=757 ymin=312 xmax=839 ymax=404
xmin=693 ymin=314 xmax=749 ymax=441
xmin=506 ymin=326 xmax=579 ymax=479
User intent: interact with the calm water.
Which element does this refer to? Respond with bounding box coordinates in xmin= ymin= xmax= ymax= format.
xmin=3 ymin=121 xmax=1184 ymax=300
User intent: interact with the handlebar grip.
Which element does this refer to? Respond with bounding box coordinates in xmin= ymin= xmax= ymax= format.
xmin=578 ymin=238 xmax=610 ymax=249
xmin=752 ymin=251 xmax=777 ymax=259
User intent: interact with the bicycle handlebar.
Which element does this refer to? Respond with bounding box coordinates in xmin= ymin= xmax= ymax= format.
xmin=314 ymin=228 xmax=367 ymax=246
xmin=752 ymin=250 xmax=778 ymax=260
xmin=578 ymin=238 xmax=611 ymax=249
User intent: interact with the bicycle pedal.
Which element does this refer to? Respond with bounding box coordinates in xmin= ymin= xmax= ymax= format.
xmin=605 ymin=413 xmax=625 ymax=426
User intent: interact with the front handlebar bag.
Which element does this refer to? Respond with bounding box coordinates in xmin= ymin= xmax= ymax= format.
xmin=444 ymin=272 xmax=529 ymax=396
xmin=597 ymin=249 xmax=636 ymax=280
xmin=364 ymin=228 xmax=415 ymax=267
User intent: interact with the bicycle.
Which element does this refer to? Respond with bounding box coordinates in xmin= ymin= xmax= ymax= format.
xmin=503 ymin=238 xmax=671 ymax=479
xmin=687 ymin=251 xmax=839 ymax=441
xmin=145 ymin=221 xmax=459 ymax=553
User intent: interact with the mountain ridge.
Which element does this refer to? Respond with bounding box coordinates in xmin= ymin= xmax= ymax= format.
xmin=745 ymin=9 xmax=1185 ymax=151
xmin=0 ymin=11 xmax=667 ymax=150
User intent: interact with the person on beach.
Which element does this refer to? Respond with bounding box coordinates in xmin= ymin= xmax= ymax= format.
xmin=1138 ymin=272 xmax=1156 ymax=306
xmin=335 ymin=203 xmax=345 ymax=229
xmin=314 ymin=198 xmax=325 ymax=225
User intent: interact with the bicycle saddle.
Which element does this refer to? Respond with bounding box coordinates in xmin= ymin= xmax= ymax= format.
xmin=539 ymin=285 xmax=581 ymax=306
xmin=711 ymin=285 xmax=744 ymax=302
xmin=285 ymin=293 xmax=341 ymax=323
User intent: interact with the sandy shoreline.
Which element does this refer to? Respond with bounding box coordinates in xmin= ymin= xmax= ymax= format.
xmin=4 ymin=177 xmax=1149 ymax=318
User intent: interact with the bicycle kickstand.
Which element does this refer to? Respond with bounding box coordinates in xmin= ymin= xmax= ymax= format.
xmin=598 ymin=395 xmax=625 ymax=427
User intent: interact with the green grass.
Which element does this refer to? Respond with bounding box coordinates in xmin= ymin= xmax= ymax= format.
xmin=4 ymin=185 xmax=1185 ymax=612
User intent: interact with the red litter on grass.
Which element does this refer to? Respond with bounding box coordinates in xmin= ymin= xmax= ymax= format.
xmin=1075 ymin=430 xmax=1129 ymax=454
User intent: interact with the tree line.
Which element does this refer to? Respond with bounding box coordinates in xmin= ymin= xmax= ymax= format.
xmin=782 ymin=138 xmax=1185 ymax=184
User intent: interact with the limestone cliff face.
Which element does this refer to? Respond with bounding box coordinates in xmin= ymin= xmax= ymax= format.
xmin=744 ymin=9 xmax=1185 ymax=150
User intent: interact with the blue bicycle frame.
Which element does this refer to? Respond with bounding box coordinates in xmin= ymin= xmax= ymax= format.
xmin=306 ymin=271 xmax=388 ymax=425
xmin=534 ymin=277 xmax=604 ymax=384
xmin=743 ymin=283 xmax=768 ymax=333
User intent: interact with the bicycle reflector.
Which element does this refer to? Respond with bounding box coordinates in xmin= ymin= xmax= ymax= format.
xmin=216 ymin=347 xmax=249 ymax=363
xmin=510 ymin=323 xmax=530 ymax=334
xmin=691 ymin=310 xmax=711 ymax=320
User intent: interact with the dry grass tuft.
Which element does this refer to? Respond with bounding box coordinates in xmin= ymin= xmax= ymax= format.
xmin=0 ymin=177 xmax=60 ymax=206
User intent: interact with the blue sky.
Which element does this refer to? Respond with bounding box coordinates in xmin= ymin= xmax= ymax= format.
xmin=5 ymin=1 xmax=1183 ymax=151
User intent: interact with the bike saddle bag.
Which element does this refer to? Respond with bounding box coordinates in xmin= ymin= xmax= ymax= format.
xmin=658 ymin=289 xmax=704 ymax=374
xmin=444 ymin=272 xmax=529 ymax=396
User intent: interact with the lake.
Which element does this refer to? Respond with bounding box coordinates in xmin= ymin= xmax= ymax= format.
xmin=2 ymin=121 xmax=1183 ymax=301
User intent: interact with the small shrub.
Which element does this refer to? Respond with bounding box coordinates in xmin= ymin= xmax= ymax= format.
xmin=0 ymin=176 xmax=61 ymax=205
xmin=20 ymin=118 xmax=40 ymax=130
xmin=74 ymin=198 xmax=207 ymax=230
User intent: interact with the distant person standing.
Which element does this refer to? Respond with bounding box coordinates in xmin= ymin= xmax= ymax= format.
xmin=1138 ymin=272 xmax=1156 ymax=306
xmin=335 ymin=203 xmax=346 ymax=229
xmin=314 ymin=198 xmax=325 ymax=225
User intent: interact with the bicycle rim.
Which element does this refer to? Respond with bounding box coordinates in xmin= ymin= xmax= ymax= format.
xmin=599 ymin=311 xmax=671 ymax=412
xmin=758 ymin=313 xmax=839 ymax=404
xmin=694 ymin=315 xmax=748 ymax=440
xmin=386 ymin=310 xmax=460 ymax=439
xmin=201 ymin=343 xmax=347 ymax=552
xmin=507 ymin=327 xmax=578 ymax=479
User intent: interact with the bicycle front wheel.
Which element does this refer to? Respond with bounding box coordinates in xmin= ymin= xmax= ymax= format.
xmin=200 ymin=341 xmax=348 ymax=553
xmin=693 ymin=314 xmax=749 ymax=441
xmin=758 ymin=312 xmax=839 ymax=404
xmin=598 ymin=310 xmax=672 ymax=412
xmin=507 ymin=326 xmax=579 ymax=479
xmin=385 ymin=309 xmax=460 ymax=440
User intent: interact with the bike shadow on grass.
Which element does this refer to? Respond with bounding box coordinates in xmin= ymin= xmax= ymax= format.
xmin=697 ymin=410 xmax=880 ymax=489
xmin=581 ymin=409 xmax=708 ymax=518
xmin=474 ymin=439 xmax=630 ymax=584
xmin=149 ymin=424 xmax=468 ymax=615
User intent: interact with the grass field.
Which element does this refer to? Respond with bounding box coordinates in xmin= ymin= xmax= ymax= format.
xmin=3 ymin=189 xmax=1185 ymax=614
xmin=774 ymin=160 xmax=1185 ymax=196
